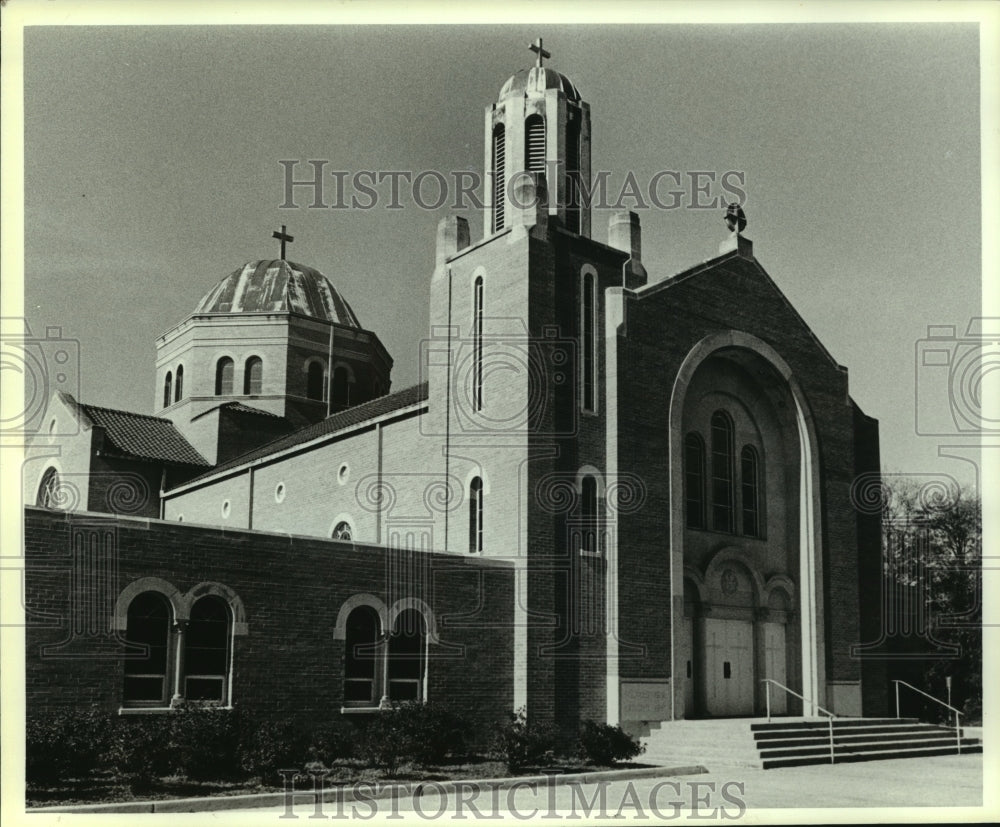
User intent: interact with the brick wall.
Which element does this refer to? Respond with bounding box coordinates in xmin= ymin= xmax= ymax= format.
xmin=24 ymin=507 xmax=515 ymax=743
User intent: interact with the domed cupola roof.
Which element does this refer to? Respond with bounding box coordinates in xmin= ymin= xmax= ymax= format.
xmin=194 ymin=260 xmax=361 ymax=328
xmin=497 ymin=67 xmax=581 ymax=103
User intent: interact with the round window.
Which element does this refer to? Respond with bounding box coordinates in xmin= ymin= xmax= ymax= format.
xmin=275 ymin=482 xmax=286 ymax=503
xmin=221 ymin=500 xmax=231 ymax=518
xmin=338 ymin=463 xmax=350 ymax=485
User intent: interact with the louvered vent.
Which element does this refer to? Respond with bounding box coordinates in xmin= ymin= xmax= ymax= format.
xmin=492 ymin=124 xmax=506 ymax=232
xmin=525 ymin=115 xmax=545 ymax=173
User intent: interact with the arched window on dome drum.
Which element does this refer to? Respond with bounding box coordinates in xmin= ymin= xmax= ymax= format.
xmin=473 ymin=277 xmax=484 ymax=412
xmin=566 ymin=111 xmax=581 ymax=234
xmin=332 ymin=366 xmax=350 ymax=406
xmin=525 ymin=114 xmax=545 ymax=174
xmin=684 ymin=433 xmax=706 ymax=530
xmin=492 ymin=124 xmax=506 ymax=232
xmin=244 ymin=356 xmax=263 ymax=395
xmin=469 ymin=476 xmax=484 ymax=554
xmin=36 ymin=467 xmax=61 ymax=509
xmin=580 ymin=474 xmax=599 ymax=553
xmin=306 ymin=362 xmax=326 ymax=401
xmin=184 ymin=596 xmax=231 ymax=703
xmin=580 ymin=271 xmax=595 ymax=412
xmin=332 ymin=521 xmax=353 ymax=541
xmin=174 ymin=365 xmax=184 ymax=403
xmin=343 ymin=605 xmax=380 ymax=704
xmin=741 ymin=445 xmax=761 ymax=538
xmin=710 ymin=411 xmax=736 ymax=533
xmin=215 ymin=357 xmax=234 ymax=396
xmin=123 ymin=591 xmax=171 ymax=706
xmin=163 ymin=371 xmax=172 ymax=409
xmin=388 ymin=608 xmax=426 ymax=702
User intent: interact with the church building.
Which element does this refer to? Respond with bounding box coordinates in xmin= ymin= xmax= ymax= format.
xmin=23 ymin=42 xmax=886 ymax=741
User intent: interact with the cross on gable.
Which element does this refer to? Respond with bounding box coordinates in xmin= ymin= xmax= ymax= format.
xmin=529 ymin=38 xmax=551 ymax=68
xmin=272 ymin=224 xmax=294 ymax=260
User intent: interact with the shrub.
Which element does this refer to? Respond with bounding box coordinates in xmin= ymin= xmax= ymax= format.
xmin=307 ymin=716 xmax=361 ymax=766
xmin=26 ymin=709 xmax=110 ymax=785
xmin=171 ymin=704 xmax=242 ymax=781
xmin=357 ymin=710 xmax=411 ymax=775
xmin=105 ymin=715 xmax=177 ymax=791
xmin=490 ymin=708 xmax=557 ymax=773
xmin=397 ymin=702 xmax=467 ymax=766
xmin=577 ymin=720 xmax=644 ymax=766
xmin=239 ymin=717 xmax=309 ymax=784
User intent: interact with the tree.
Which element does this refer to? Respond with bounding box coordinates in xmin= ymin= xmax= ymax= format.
xmin=879 ymin=477 xmax=982 ymax=722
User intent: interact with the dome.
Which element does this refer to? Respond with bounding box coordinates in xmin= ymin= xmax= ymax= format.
xmin=194 ymin=260 xmax=361 ymax=327
xmin=497 ymin=67 xmax=581 ymax=103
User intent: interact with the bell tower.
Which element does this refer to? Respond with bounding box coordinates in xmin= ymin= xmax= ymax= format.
xmin=484 ymin=39 xmax=592 ymax=238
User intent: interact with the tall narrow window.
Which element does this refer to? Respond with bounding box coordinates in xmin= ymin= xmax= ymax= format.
xmin=580 ymin=475 xmax=598 ymax=553
xmin=123 ymin=592 xmax=171 ymax=706
xmin=566 ymin=112 xmax=581 ymax=234
xmin=388 ymin=609 xmax=426 ymax=702
xmin=492 ymin=124 xmax=506 ymax=232
xmin=525 ymin=114 xmax=545 ymax=173
xmin=710 ymin=411 xmax=735 ymax=533
xmin=332 ymin=366 xmax=350 ymax=405
xmin=307 ymin=362 xmax=325 ymax=401
xmin=184 ymin=596 xmax=231 ymax=703
xmin=741 ymin=445 xmax=761 ymax=538
xmin=215 ymin=357 xmax=234 ymax=396
xmin=163 ymin=372 xmax=173 ymax=409
xmin=343 ymin=606 xmax=380 ymax=704
xmin=473 ymin=276 xmax=484 ymax=412
xmin=37 ymin=467 xmax=63 ymax=509
xmin=244 ymin=356 xmax=263 ymax=395
xmin=469 ymin=476 xmax=484 ymax=554
xmin=580 ymin=271 xmax=595 ymax=412
xmin=684 ymin=433 xmax=707 ymax=529
xmin=174 ymin=365 xmax=184 ymax=402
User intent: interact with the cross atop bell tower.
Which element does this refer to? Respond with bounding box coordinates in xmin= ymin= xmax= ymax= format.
xmin=529 ymin=38 xmax=551 ymax=68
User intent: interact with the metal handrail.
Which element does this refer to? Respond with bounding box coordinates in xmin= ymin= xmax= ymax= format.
xmin=760 ymin=678 xmax=837 ymax=764
xmin=893 ymin=679 xmax=963 ymax=754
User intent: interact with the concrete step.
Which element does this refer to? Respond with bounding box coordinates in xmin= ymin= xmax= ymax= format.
xmin=753 ymin=724 xmax=954 ymax=743
xmin=750 ymin=717 xmax=917 ymax=732
xmin=758 ymin=736 xmax=981 ymax=760
xmin=755 ymin=730 xmax=964 ymax=750
xmin=761 ymin=742 xmax=982 ymax=769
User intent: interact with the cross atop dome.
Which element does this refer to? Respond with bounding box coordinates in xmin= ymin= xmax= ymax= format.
xmin=272 ymin=224 xmax=294 ymax=260
xmin=529 ymin=38 xmax=551 ymax=68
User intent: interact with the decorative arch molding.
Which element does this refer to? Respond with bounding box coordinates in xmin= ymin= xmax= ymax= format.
xmin=329 ymin=513 xmax=357 ymax=542
xmin=667 ymin=328 xmax=826 ymax=718
xmin=302 ymin=355 xmax=328 ymax=373
xmin=388 ymin=597 xmax=440 ymax=645
xmin=331 ymin=360 xmax=357 ymax=383
xmin=462 ymin=466 xmax=491 ymax=496
xmin=333 ymin=594 xmax=388 ymax=640
xmin=182 ymin=582 xmax=248 ymax=634
xmin=112 ymin=577 xmax=183 ymax=630
xmin=682 ymin=564 xmax=707 ymax=604
xmin=703 ymin=546 xmax=767 ymax=605
xmin=575 ymin=464 xmax=606 ymax=497
xmin=763 ymin=573 xmax=796 ymax=607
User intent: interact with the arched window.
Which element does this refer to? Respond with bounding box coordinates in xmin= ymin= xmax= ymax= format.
xmin=332 ymin=366 xmax=350 ymax=405
xmin=469 ymin=476 xmax=484 ymax=554
xmin=174 ymin=365 xmax=184 ymax=402
xmin=580 ymin=270 xmax=596 ymax=412
xmin=580 ymin=474 xmax=599 ymax=553
xmin=473 ymin=277 xmax=484 ymax=412
xmin=741 ymin=445 xmax=761 ymax=538
xmin=184 ymin=596 xmax=231 ymax=703
xmin=566 ymin=112 xmax=582 ymax=234
xmin=710 ymin=411 xmax=735 ymax=533
xmin=307 ymin=361 xmax=326 ymax=401
xmin=244 ymin=356 xmax=262 ymax=395
xmin=492 ymin=124 xmax=506 ymax=232
xmin=215 ymin=357 xmax=234 ymax=396
xmin=343 ymin=606 xmax=380 ymax=704
xmin=388 ymin=608 xmax=426 ymax=702
xmin=36 ymin=467 xmax=62 ymax=509
xmin=332 ymin=520 xmax=353 ymax=541
xmin=123 ymin=592 xmax=171 ymax=706
xmin=525 ymin=114 xmax=545 ymax=173
xmin=684 ymin=433 xmax=707 ymax=530
xmin=163 ymin=371 xmax=173 ymax=409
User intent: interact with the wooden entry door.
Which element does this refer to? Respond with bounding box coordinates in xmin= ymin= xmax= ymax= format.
xmin=703 ymin=618 xmax=754 ymax=716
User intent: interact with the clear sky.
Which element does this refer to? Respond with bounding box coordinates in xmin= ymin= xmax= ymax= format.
xmin=21 ymin=21 xmax=987 ymax=486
